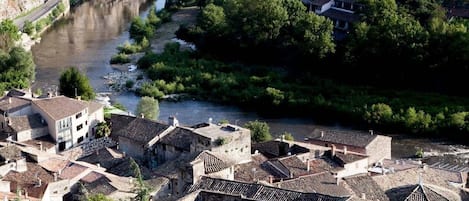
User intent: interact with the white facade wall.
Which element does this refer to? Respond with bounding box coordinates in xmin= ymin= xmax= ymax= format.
xmin=336 ymin=158 xmax=368 ymax=178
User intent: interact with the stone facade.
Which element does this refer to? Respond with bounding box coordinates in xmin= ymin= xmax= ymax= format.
xmin=365 ymin=135 xmax=392 ymax=165
xmin=16 ymin=127 xmax=48 ymax=141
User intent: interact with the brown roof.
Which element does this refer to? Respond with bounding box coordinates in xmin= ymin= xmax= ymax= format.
xmin=252 ymin=141 xmax=290 ymax=158
xmin=386 ymin=184 xmax=452 ymax=201
xmin=264 ymin=156 xmax=309 ymax=179
xmin=308 ymin=158 xmax=336 ymax=174
xmin=235 ymin=153 xmax=272 ymax=182
xmin=308 ymin=128 xmax=378 ymax=148
xmin=88 ymin=101 xmax=104 ymax=114
xmin=33 ymin=96 xmax=87 ymax=120
xmin=81 ymin=171 xmax=105 ymax=183
xmin=278 ymin=172 xmax=351 ymax=197
xmin=0 ymin=145 xmax=22 ymax=162
xmin=188 ymin=176 xmax=350 ymax=201
xmin=9 ymin=114 xmax=47 ymax=132
xmin=343 ymin=175 xmax=389 ymax=201
xmin=0 ymin=96 xmax=31 ymax=113
xmin=115 ymin=117 xmax=170 ymax=144
xmin=321 ymin=8 xmax=360 ymax=23
xmin=59 ymin=163 xmax=88 ymax=179
xmin=333 ymin=152 xmax=368 ymax=165
xmin=22 ymin=135 xmax=56 ymax=149
xmin=83 ymin=176 xmax=117 ymax=195
xmin=3 ymin=162 xmax=55 ymax=199
xmin=38 ymin=158 xmax=69 ymax=172
xmin=78 ymin=147 xmax=124 ymax=169
xmin=159 ymin=127 xmax=194 ymax=151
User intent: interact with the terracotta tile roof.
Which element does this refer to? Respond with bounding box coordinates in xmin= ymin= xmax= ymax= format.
xmin=235 ymin=153 xmax=272 ymax=183
xmin=277 ymin=172 xmax=351 ymax=197
xmin=59 ymin=163 xmax=88 ymax=179
xmin=308 ymin=158 xmax=336 ymax=174
xmin=107 ymin=157 xmax=152 ymax=178
xmin=78 ymin=147 xmax=124 ymax=169
xmin=32 ymin=96 xmax=87 ymax=120
xmin=23 ymin=135 xmax=56 ymax=150
xmin=196 ymin=151 xmax=232 ymax=174
xmin=188 ymin=176 xmax=350 ymax=201
xmin=38 ymin=158 xmax=69 ymax=172
xmin=159 ymin=127 xmax=194 ymax=151
xmin=322 ymin=8 xmax=360 ymax=23
xmin=386 ymin=184 xmax=454 ymax=201
xmin=343 ymin=175 xmax=389 ymax=201
xmin=333 ymin=152 xmax=368 ymax=165
xmin=83 ymin=176 xmax=117 ymax=195
xmin=263 ymin=156 xmax=309 ymax=179
xmin=88 ymin=101 xmax=104 ymax=114
xmin=81 ymin=171 xmax=105 ymax=183
xmin=0 ymin=96 xmax=31 ymax=113
xmin=308 ymin=128 xmax=378 ymax=148
xmin=373 ymin=167 xmax=463 ymax=200
xmin=0 ymin=144 xmax=22 ymax=162
xmin=3 ymin=162 xmax=55 ymax=199
xmin=115 ymin=117 xmax=170 ymax=144
xmin=9 ymin=114 xmax=47 ymax=132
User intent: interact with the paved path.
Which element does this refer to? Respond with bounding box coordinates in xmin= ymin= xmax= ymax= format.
xmin=13 ymin=0 xmax=61 ymax=29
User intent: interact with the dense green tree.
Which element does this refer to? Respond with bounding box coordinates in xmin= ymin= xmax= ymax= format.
xmin=245 ymin=120 xmax=272 ymax=143
xmin=0 ymin=47 xmax=35 ymax=91
xmin=129 ymin=17 xmax=154 ymax=42
xmin=136 ymin=96 xmax=159 ymax=120
xmin=59 ymin=67 xmax=96 ymax=100
xmin=23 ymin=20 xmax=35 ymax=36
xmin=95 ymin=122 xmax=111 ymax=138
xmin=364 ymin=103 xmax=393 ymax=124
xmin=0 ymin=20 xmax=20 ymax=51
xmin=198 ymin=4 xmax=226 ymax=34
xmin=147 ymin=6 xmax=162 ymax=28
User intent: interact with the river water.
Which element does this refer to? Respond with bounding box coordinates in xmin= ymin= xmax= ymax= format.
xmin=30 ymin=0 xmax=469 ymax=160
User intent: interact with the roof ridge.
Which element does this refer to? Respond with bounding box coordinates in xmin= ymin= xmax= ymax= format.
xmin=265 ymin=160 xmax=290 ymax=178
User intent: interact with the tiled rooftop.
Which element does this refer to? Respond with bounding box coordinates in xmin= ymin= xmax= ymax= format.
xmin=159 ymin=127 xmax=194 ymax=151
xmin=115 ymin=117 xmax=170 ymax=144
xmin=0 ymin=144 xmax=23 ymax=162
xmin=235 ymin=153 xmax=272 ymax=183
xmin=277 ymin=172 xmax=351 ymax=197
xmin=59 ymin=163 xmax=88 ymax=179
xmin=0 ymin=96 xmax=31 ymax=113
xmin=188 ymin=176 xmax=350 ymax=201
xmin=38 ymin=158 xmax=69 ymax=172
xmin=32 ymin=96 xmax=88 ymax=120
xmin=196 ymin=151 xmax=233 ymax=174
xmin=343 ymin=175 xmax=389 ymax=201
xmin=3 ymin=162 xmax=55 ymax=199
xmin=308 ymin=128 xmax=379 ymax=148
xmin=9 ymin=114 xmax=47 ymax=132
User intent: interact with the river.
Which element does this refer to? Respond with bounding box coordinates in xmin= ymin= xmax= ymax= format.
xmin=30 ymin=0 xmax=469 ymax=161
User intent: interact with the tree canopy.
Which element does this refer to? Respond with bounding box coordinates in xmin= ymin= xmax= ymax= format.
xmin=244 ymin=120 xmax=272 ymax=143
xmin=136 ymin=96 xmax=159 ymax=120
xmin=0 ymin=20 xmax=20 ymax=51
xmin=59 ymin=67 xmax=96 ymax=100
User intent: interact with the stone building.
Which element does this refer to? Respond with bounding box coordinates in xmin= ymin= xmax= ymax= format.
xmin=306 ymin=128 xmax=391 ymax=165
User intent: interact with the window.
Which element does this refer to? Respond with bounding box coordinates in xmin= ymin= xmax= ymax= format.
xmin=86 ymin=132 xmax=89 ymax=138
xmin=77 ymin=124 xmax=83 ymax=131
xmin=85 ymin=120 xmax=88 ymax=125
xmin=77 ymin=136 xmax=84 ymax=144
xmin=76 ymin=112 xmax=82 ymax=119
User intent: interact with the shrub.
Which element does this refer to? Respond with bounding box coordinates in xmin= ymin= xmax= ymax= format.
xmin=125 ymin=80 xmax=135 ymax=88
xmin=245 ymin=120 xmax=272 ymax=143
xmin=117 ymin=41 xmax=141 ymax=54
xmin=110 ymin=53 xmax=131 ymax=64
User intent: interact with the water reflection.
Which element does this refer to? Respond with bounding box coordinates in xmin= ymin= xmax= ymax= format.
xmin=31 ymin=0 xmax=154 ymax=91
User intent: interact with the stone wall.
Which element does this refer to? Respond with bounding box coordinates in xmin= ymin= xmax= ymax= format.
xmin=0 ymin=0 xmax=44 ymax=21
xmin=60 ymin=137 xmax=116 ymax=160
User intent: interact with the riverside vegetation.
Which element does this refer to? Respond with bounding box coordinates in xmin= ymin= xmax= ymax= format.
xmin=111 ymin=0 xmax=469 ymax=141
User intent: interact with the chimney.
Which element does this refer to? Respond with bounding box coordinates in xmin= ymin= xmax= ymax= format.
xmin=336 ymin=177 xmax=340 ymax=186
xmin=123 ymin=151 xmax=126 ymax=157
xmin=24 ymin=190 xmax=28 ymax=199
xmin=37 ymin=142 xmax=43 ymax=151
xmin=331 ymin=144 xmax=336 ymax=157
xmin=53 ymin=173 xmax=58 ymax=182
xmin=320 ymin=131 xmax=324 ymax=138
xmin=361 ymin=193 xmax=366 ymax=200
xmin=343 ymin=146 xmax=347 ymax=155
xmin=140 ymin=113 xmax=144 ymax=118
xmin=48 ymin=92 xmax=52 ymax=98
xmin=36 ymin=178 xmax=42 ymax=187
xmin=306 ymin=159 xmax=310 ymax=172
xmin=290 ymin=172 xmax=294 ymax=178
xmin=369 ymin=130 xmax=373 ymax=135
xmin=77 ymin=96 xmax=81 ymax=100
xmin=269 ymin=175 xmax=273 ymax=184
xmin=418 ymin=172 xmax=423 ymax=186
xmin=8 ymin=98 xmax=11 ymax=104
xmin=168 ymin=116 xmax=179 ymax=127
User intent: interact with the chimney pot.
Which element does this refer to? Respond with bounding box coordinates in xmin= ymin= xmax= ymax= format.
xmin=54 ymin=173 xmax=58 ymax=181
xmin=8 ymin=98 xmax=11 ymax=104
xmin=343 ymin=146 xmax=347 ymax=155
xmin=290 ymin=172 xmax=294 ymax=178
xmin=336 ymin=177 xmax=340 ymax=186
xmin=306 ymin=159 xmax=310 ymax=172
xmin=140 ymin=113 xmax=145 ymax=118
xmin=331 ymin=144 xmax=336 ymax=157
xmin=269 ymin=176 xmax=273 ymax=184
xmin=320 ymin=131 xmax=324 ymax=138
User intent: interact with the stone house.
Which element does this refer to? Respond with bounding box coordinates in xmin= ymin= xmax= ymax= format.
xmin=306 ymin=128 xmax=391 ymax=165
xmin=0 ymin=90 xmax=104 ymax=152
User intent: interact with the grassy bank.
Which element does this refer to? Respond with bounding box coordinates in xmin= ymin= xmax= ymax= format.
xmin=136 ymin=42 xmax=469 ymax=140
